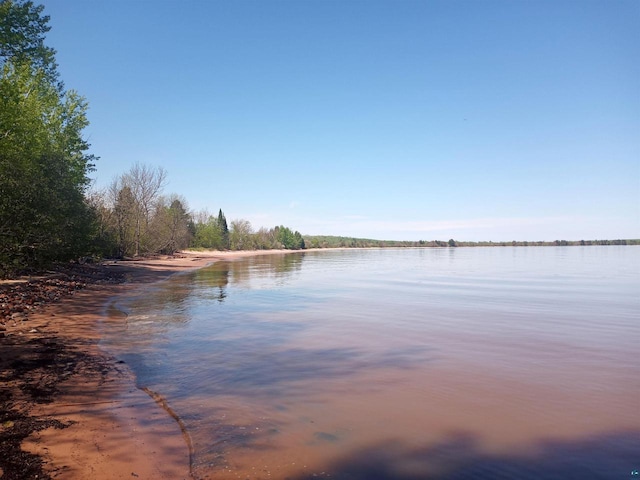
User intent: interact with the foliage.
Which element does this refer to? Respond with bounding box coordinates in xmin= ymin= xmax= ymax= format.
xmin=85 ymin=188 xmax=119 ymax=257
xmin=224 ymin=223 xmax=306 ymax=251
xmin=0 ymin=1 xmax=95 ymax=275
xmin=217 ymin=209 xmax=229 ymax=249
xmin=253 ymin=227 xmax=278 ymax=250
xmin=229 ymin=219 xmax=254 ymax=250
xmin=304 ymin=236 xmax=640 ymax=249
xmin=149 ymin=196 xmax=192 ymax=255
xmin=275 ymin=226 xmax=305 ymax=250
xmin=189 ymin=219 xmax=308 ymax=252
xmin=0 ymin=0 xmax=58 ymax=87
xmin=191 ymin=209 xmax=227 ymax=250
xmin=113 ymin=163 xmax=167 ymax=256
xmin=302 ymin=235 xmax=421 ymax=248
xmin=89 ymin=164 xmax=199 ymax=258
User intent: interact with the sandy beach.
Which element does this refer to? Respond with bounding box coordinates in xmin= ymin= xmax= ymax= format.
xmin=0 ymin=249 xmax=301 ymax=480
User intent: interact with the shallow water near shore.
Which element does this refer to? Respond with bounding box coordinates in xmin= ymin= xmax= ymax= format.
xmin=101 ymin=247 xmax=640 ymax=479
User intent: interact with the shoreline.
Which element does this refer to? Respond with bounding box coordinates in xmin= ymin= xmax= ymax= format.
xmin=0 ymin=249 xmax=306 ymax=480
xmin=2 ymin=247 xmax=637 ymax=479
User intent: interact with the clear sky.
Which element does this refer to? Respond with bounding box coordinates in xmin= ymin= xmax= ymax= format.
xmin=42 ymin=0 xmax=638 ymax=241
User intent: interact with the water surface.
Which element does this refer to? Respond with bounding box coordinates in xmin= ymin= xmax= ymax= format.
xmin=102 ymin=247 xmax=640 ymax=479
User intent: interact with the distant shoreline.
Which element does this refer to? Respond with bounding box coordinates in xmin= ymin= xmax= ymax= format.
xmin=301 ymin=236 xmax=639 ymax=249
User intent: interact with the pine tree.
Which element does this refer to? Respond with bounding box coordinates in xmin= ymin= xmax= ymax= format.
xmin=217 ymin=209 xmax=229 ymax=249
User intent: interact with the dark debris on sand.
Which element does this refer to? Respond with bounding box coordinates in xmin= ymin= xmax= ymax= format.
xmin=0 ymin=263 xmax=125 ymax=325
xmin=0 ymin=263 xmax=125 ymax=479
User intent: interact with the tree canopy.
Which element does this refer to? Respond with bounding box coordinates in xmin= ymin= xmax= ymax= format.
xmin=0 ymin=0 xmax=58 ymax=86
xmin=0 ymin=0 xmax=95 ymax=275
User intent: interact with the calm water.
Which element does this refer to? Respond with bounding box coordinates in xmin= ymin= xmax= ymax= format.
xmin=102 ymin=247 xmax=640 ymax=480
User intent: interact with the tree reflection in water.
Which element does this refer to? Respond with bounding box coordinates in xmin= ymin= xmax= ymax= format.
xmin=123 ymin=252 xmax=306 ymax=328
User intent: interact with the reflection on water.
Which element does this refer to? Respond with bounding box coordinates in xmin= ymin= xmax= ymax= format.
xmin=102 ymin=247 xmax=640 ymax=479
xmin=194 ymin=264 xmax=229 ymax=303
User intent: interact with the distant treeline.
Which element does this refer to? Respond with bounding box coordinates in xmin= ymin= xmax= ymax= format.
xmin=0 ymin=2 xmax=637 ymax=278
xmin=0 ymin=2 xmax=308 ymax=277
xmin=449 ymin=239 xmax=640 ymax=247
xmin=304 ymin=236 xmax=640 ymax=249
xmin=87 ymin=163 xmax=306 ymax=261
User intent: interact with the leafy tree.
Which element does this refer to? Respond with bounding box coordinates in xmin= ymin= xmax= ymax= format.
xmin=253 ymin=227 xmax=278 ymax=250
xmin=229 ymin=219 xmax=254 ymax=250
xmin=0 ymin=1 xmax=96 ymax=274
xmin=190 ymin=208 xmax=232 ymax=250
xmin=0 ymin=0 xmax=58 ymax=87
xmin=86 ymin=188 xmax=119 ymax=257
xmin=275 ymin=225 xmax=305 ymax=250
xmin=108 ymin=163 xmax=167 ymax=256
xmin=111 ymin=184 xmax=136 ymax=257
xmin=192 ymin=215 xmax=222 ymax=249
xmin=151 ymin=196 xmax=192 ymax=254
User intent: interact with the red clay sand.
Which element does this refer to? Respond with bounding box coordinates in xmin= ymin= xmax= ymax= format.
xmin=2 ymin=250 xmax=301 ymax=480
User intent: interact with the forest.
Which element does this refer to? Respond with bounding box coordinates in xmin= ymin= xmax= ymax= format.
xmin=88 ymin=163 xmax=306 ymax=259
xmin=0 ymin=1 xmax=309 ymax=276
xmin=301 ymin=236 xmax=638 ymax=249
xmin=0 ymin=1 xmax=637 ymax=278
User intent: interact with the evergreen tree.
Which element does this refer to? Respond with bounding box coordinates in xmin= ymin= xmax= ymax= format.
xmin=276 ymin=226 xmax=306 ymax=250
xmin=217 ymin=208 xmax=229 ymax=249
xmin=293 ymin=230 xmax=305 ymax=250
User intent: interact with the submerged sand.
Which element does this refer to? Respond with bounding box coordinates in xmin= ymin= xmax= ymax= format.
xmin=0 ymin=250 xmax=302 ymax=480
xmin=3 ymin=247 xmax=638 ymax=479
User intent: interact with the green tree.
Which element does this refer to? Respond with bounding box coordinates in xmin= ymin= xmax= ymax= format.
xmin=253 ymin=227 xmax=277 ymax=250
xmin=86 ymin=188 xmax=119 ymax=257
xmin=192 ymin=215 xmax=222 ymax=249
xmin=112 ymin=184 xmax=136 ymax=257
xmin=109 ymin=163 xmax=167 ymax=256
xmin=190 ymin=208 xmax=232 ymax=250
xmin=0 ymin=0 xmax=58 ymax=86
xmin=151 ymin=196 xmax=192 ymax=254
xmin=275 ymin=226 xmax=305 ymax=250
xmin=217 ymin=208 xmax=229 ymax=249
xmin=0 ymin=2 xmax=96 ymax=274
xmin=229 ymin=219 xmax=254 ymax=250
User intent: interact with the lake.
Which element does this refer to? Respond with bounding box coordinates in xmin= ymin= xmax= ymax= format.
xmin=102 ymin=247 xmax=640 ymax=479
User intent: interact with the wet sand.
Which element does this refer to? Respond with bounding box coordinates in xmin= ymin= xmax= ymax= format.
xmin=0 ymin=250 xmax=302 ymax=480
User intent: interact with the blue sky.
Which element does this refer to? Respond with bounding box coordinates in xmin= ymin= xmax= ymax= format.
xmin=43 ymin=0 xmax=638 ymax=241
